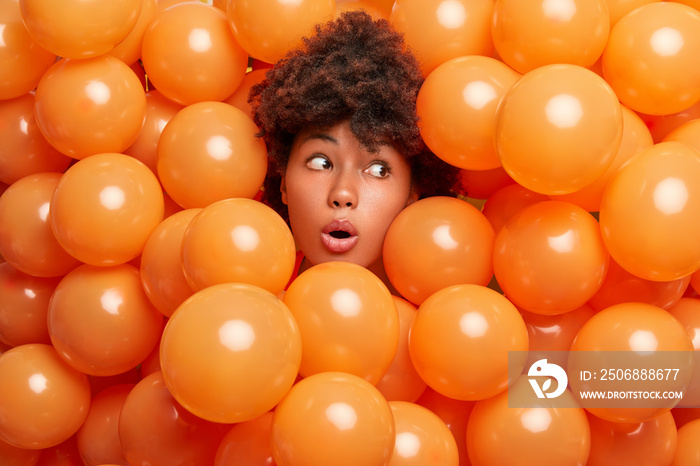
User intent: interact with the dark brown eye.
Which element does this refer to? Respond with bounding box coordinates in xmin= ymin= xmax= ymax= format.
xmin=366 ymin=162 xmax=389 ymax=178
xmin=307 ymin=156 xmax=331 ymax=170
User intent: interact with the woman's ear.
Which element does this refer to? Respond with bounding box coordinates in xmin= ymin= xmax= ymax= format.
xmin=280 ymin=174 xmax=288 ymax=205
xmin=406 ymin=187 xmax=419 ymax=207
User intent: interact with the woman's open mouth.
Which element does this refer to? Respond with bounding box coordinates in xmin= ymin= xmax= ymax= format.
xmin=321 ymin=219 xmax=359 ymax=253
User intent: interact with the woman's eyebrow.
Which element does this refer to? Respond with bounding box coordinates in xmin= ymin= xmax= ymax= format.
xmin=302 ymin=132 xmax=338 ymax=145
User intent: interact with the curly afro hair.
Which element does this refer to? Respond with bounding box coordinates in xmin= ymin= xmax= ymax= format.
xmin=250 ymin=10 xmax=462 ymax=221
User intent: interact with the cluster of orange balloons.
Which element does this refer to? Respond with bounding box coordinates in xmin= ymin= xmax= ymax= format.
xmin=2 ymin=0 xmax=700 ymax=465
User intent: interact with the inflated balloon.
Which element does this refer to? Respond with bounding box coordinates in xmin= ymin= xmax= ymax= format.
xmin=674 ymin=419 xmax=700 ymax=466
xmin=49 ymin=153 xmax=164 ymax=266
xmin=88 ymin=367 xmax=140 ymax=398
xmin=459 ymin=166 xmax=514 ymax=200
xmin=602 ymin=2 xmax=700 ymax=115
xmin=227 ymin=0 xmax=336 ymax=65
xmin=224 ymin=69 xmax=268 ymax=120
xmin=335 ymin=0 xmax=387 ymax=20
xmin=492 ymin=0 xmax=609 ymax=74
xmin=140 ymin=209 xmax=199 ymax=317
xmin=481 ymin=184 xmax=549 ymax=233
xmin=586 ymin=411 xmax=677 ymax=466
xmin=588 ymin=257 xmax=690 ymax=312
xmin=19 ymin=0 xmax=142 ymax=58
xmin=283 ymin=261 xmax=399 ymax=384
xmin=692 ymin=271 xmax=700 ymax=295
xmin=0 ymin=93 xmax=72 ymax=186
xmin=181 ymin=198 xmax=295 ymax=295
xmin=495 ymin=64 xmax=623 ymax=195
xmin=667 ymin=298 xmax=700 ymax=407
xmin=0 ymin=173 xmax=81 ymax=277
xmin=639 ymin=98 xmax=700 ymax=143
xmin=607 ymin=0 xmax=660 ymax=26
xmin=409 ymin=284 xmax=529 ymax=401
xmin=599 ymin=141 xmax=700 ymax=281
xmin=0 ymin=0 xmax=56 ymax=100
xmin=415 ymin=387 xmax=475 ymax=466
xmin=142 ymin=2 xmax=248 ymax=105
xmin=271 ymin=372 xmax=395 ymax=466
xmin=34 ymin=56 xmax=147 ymax=159
xmin=123 ymin=90 xmax=183 ymax=176
xmin=663 ymin=118 xmax=700 ymax=154
xmin=160 ymin=283 xmax=301 ymax=423
xmin=0 ymin=344 xmax=91 ymax=450
xmin=390 ymin=0 xmax=494 ymax=76
xmin=48 ymin=264 xmax=164 ymax=376
xmin=0 ymin=437 xmax=40 ymax=466
xmin=0 ymin=262 xmax=58 ymax=347
xmin=119 ymin=372 xmax=231 ymax=466
xmin=108 ymin=0 xmax=156 ymax=66
xmin=466 ymin=376 xmax=591 ymax=466
xmin=387 ymin=401 xmax=458 ymax=466
xmin=550 ymin=105 xmax=654 ymax=212
xmin=383 ymin=196 xmax=495 ymax=305
xmin=157 ymin=102 xmax=268 ymax=208
xmin=76 ymin=384 xmax=132 ymax=466
xmin=416 ymin=55 xmax=520 ymax=170
xmin=493 ymin=200 xmax=609 ymax=315
xmin=569 ymin=302 xmax=694 ymax=423
xmin=214 ymin=412 xmax=275 ymax=466
xmin=375 ymin=297 xmax=427 ymax=403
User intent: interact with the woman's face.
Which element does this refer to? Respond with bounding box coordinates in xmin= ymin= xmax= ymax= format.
xmin=281 ymin=120 xmax=417 ymax=270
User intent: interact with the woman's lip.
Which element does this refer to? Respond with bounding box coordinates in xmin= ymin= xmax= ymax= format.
xmin=321 ymin=232 xmax=359 ymax=253
xmin=322 ymin=219 xmax=358 ymax=236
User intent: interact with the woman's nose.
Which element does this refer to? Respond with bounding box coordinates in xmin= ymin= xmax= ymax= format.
xmin=328 ymin=172 xmax=358 ymax=208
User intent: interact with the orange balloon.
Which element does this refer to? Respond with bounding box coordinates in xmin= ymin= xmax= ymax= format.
xmin=140 ymin=209 xmax=199 ymax=317
xmin=387 ymin=401 xmax=458 ymax=466
xmin=228 ymin=0 xmax=335 ymax=64
xmin=108 ymin=0 xmax=156 ymax=66
xmin=157 ymin=102 xmax=267 ymax=208
xmin=19 ymin=0 xmax=141 ymax=58
xmin=0 ymin=344 xmax=91 ymax=450
xmin=34 ymin=56 xmax=147 ymax=159
xmin=0 ymin=0 xmax=56 ymax=100
xmin=141 ymin=2 xmax=248 ymax=105
xmin=588 ymin=257 xmax=690 ymax=312
xmin=123 ymin=90 xmax=183 ymax=177
xmin=390 ymin=0 xmax=494 ymax=77
xmin=674 ymin=419 xmax=700 ymax=466
xmin=49 ymin=153 xmax=164 ymax=266
xmin=493 ymin=200 xmax=610 ymax=315
xmin=409 ymin=284 xmax=529 ymax=401
xmin=638 ymin=98 xmax=700 ymax=143
xmin=181 ymin=198 xmax=295 ymax=295
xmin=520 ymin=303 xmax=596 ymax=358
xmin=119 ymin=371 xmax=231 ymax=466
xmin=664 ymin=118 xmax=700 ymax=154
xmin=415 ymin=388 xmax=475 ymax=466
xmin=160 ymin=283 xmax=301 ymax=423
xmin=481 ymin=184 xmax=549 ymax=233
xmin=283 ymin=261 xmax=399 ymax=384
xmin=492 ymin=0 xmax=609 ymax=74
xmin=0 ymin=173 xmax=81 ymax=277
xmin=466 ymin=376 xmax=591 ymax=466
xmin=606 ymin=0 xmax=660 ymax=26
xmin=0 ymin=262 xmax=57 ymax=347
xmin=599 ymin=141 xmax=700 ymax=281
xmin=416 ymin=56 xmax=519 ymax=170
xmin=495 ymin=64 xmax=623 ymax=195
xmin=214 ymin=412 xmax=275 ymax=466
xmin=34 ymin=434 xmax=83 ymax=465
xmin=383 ymin=196 xmax=495 ymax=305
xmin=0 ymin=93 xmax=72 ymax=186
xmin=459 ymin=166 xmax=514 ymax=200
xmin=375 ymin=296 xmax=427 ymax=402
xmin=48 ymin=264 xmax=164 ymax=376
xmin=667 ymin=298 xmax=700 ymax=407
xmin=0 ymin=437 xmax=40 ymax=466
xmin=76 ymin=384 xmax=132 ymax=466
xmin=335 ymin=0 xmax=387 ymax=20
xmin=569 ymin=302 xmax=694 ymax=423
xmin=602 ymin=2 xmax=700 ymax=115
xmin=551 ymin=104 xmax=654 ymax=212
xmin=586 ymin=411 xmax=677 ymax=466
xmin=271 ymin=372 xmax=395 ymax=466
xmin=223 ymin=69 xmax=268 ymax=120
